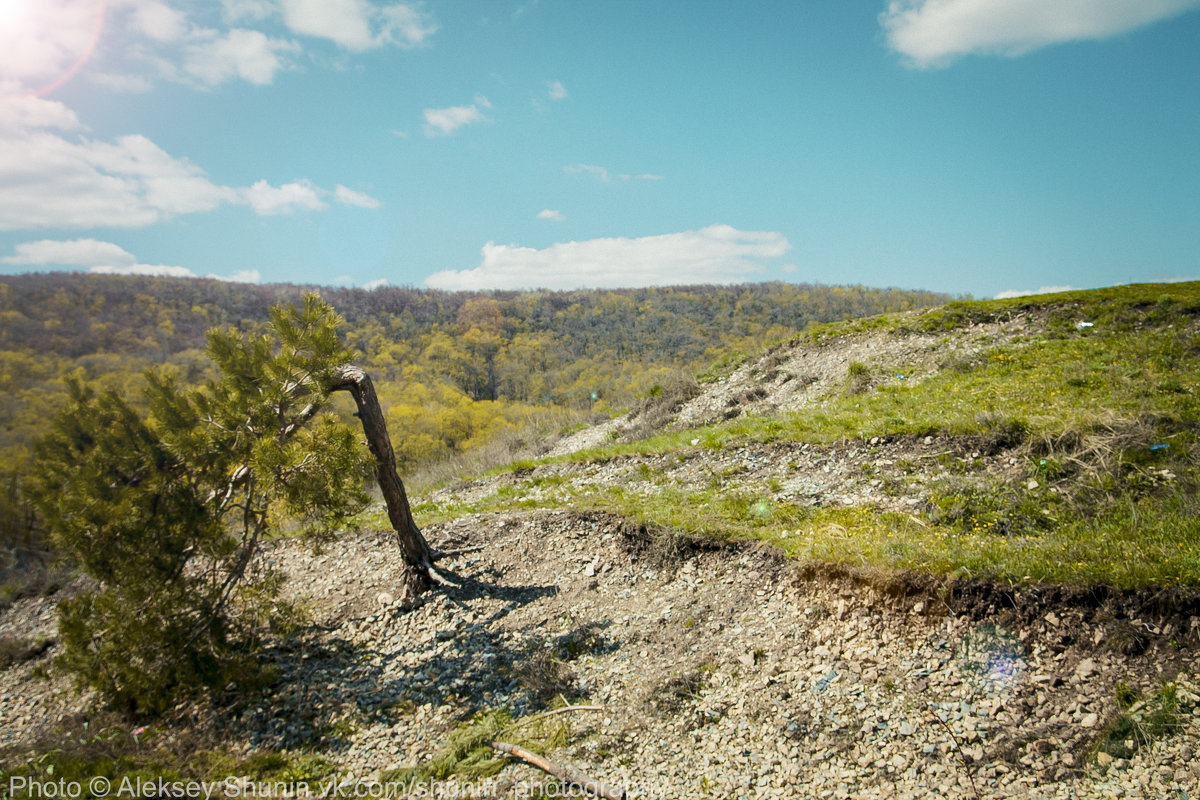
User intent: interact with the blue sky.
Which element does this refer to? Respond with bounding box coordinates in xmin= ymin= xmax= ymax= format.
xmin=1 ymin=0 xmax=1198 ymax=298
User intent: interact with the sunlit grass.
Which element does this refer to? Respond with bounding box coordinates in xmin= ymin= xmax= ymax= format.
xmin=371 ymin=282 xmax=1200 ymax=589
xmin=381 ymin=473 xmax=1200 ymax=588
xmin=804 ymin=280 xmax=1200 ymax=344
xmin=792 ymin=337 xmax=1195 ymax=442
xmin=550 ymin=323 xmax=1199 ymax=466
xmin=780 ymin=500 xmax=1200 ymax=588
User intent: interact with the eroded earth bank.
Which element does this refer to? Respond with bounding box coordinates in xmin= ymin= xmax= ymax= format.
xmin=4 ymin=509 xmax=1198 ymax=799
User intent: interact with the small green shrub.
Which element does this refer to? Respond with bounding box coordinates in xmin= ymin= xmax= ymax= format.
xmin=1094 ymin=682 xmax=1189 ymax=762
xmin=927 ymin=480 xmax=1056 ymax=537
xmin=846 ymin=361 xmax=871 ymax=395
xmin=381 ymin=708 xmax=569 ymax=785
xmin=697 ymin=351 xmax=749 ymax=383
xmin=3 ymin=711 xmax=334 ymax=787
xmin=28 ymin=296 xmax=373 ymax=715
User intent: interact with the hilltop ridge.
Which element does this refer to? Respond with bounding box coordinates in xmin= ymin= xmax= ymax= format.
xmin=3 ymin=281 xmax=1199 ymax=798
xmin=439 ymin=283 xmax=1200 ymax=587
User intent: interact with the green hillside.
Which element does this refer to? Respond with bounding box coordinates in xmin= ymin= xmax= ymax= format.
xmin=0 ymin=273 xmax=948 ymax=572
xmin=3 ymin=279 xmax=1199 ymax=797
xmin=408 ymin=281 xmax=1200 ymax=589
xmin=6 ymin=277 xmax=1197 ymax=591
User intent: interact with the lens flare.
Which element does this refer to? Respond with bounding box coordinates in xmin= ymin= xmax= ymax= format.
xmin=954 ymin=623 xmax=1026 ymax=694
xmin=0 ymin=0 xmax=33 ymax=31
xmin=2 ymin=0 xmax=106 ymax=101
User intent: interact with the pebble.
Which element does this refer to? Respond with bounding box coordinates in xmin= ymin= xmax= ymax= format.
xmin=3 ymin=510 xmax=1199 ymax=800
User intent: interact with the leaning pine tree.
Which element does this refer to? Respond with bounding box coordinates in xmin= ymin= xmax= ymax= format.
xmin=30 ymin=294 xmax=449 ymax=714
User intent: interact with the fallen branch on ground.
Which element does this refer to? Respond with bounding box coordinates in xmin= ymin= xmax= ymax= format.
xmin=484 ymin=740 xmax=627 ymax=800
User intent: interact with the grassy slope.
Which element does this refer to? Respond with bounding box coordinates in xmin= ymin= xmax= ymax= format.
xmin=407 ymin=282 xmax=1200 ymax=588
xmin=6 ymin=282 xmax=1197 ymax=785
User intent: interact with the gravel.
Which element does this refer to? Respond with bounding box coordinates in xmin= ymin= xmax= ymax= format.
xmin=6 ymin=508 xmax=1194 ymax=798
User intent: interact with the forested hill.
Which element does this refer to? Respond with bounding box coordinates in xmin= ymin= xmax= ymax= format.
xmin=0 ymin=273 xmax=950 ymax=504
xmin=0 ymin=273 xmax=948 ymax=369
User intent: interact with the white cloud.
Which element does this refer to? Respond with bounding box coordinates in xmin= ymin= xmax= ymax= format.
xmin=0 ymin=0 xmax=97 ymax=87
xmin=993 ymin=285 xmax=1077 ymax=299
xmin=0 ymin=104 xmax=375 ymax=229
xmin=91 ymin=263 xmax=196 ymax=278
xmin=279 ymin=0 xmax=373 ymax=50
xmin=243 ymin=179 xmax=326 ymax=215
xmin=219 ymin=0 xmax=275 ymax=24
xmin=881 ymin=0 xmax=1200 ymax=68
xmin=376 ymin=3 xmax=439 ymax=48
xmin=563 ymin=164 xmax=663 ymax=183
xmin=564 ymin=163 xmax=610 ymax=182
xmin=334 ymin=184 xmax=381 ymax=208
xmin=424 ymin=224 xmax=792 ymax=291
xmin=184 ymin=28 xmax=299 ymax=86
xmin=1 ymin=0 xmax=437 ymax=98
xmin=88 ymin=134 xmax=241 ymax=214
xmin=361 ymin=278 xmax=388 ymax=290
xmin=2 ymin=238 xmax=137 ymax=267
xmin=2 ymin=236 xmax=259 ymax=283
xmin=124 ymin=0 xmax=188 ymax=43
xmin=0 ymin=0 xmax=299 ymax=95
xmin=537 ymin=209 xmax=565 ymax=222
xmin=0 ymin=131 xmax=208 ymax=229
xmin=547 ymin=80 xmax=568 ymax=100
xmin=88 ymin=72 xmax=156 ymax=92
xmin=423 ymin=97 xmax=491 ymax=136
xmin=278 ymin=0 xmax=436 ymax=51
xmin=91 ymin=264 xmax=262 ymax=282
xmin=211 ymin=268 xmax=261 ymax=283
xmin=0 ymin=91 xmax=81 ymax=132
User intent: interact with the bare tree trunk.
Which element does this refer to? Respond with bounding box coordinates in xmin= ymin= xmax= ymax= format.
xmin=330 ymin=364 xmax=438 ymax=596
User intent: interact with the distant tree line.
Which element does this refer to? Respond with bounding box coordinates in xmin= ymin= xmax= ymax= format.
xmin=0 ymin=273 xmax=952 ymax=567
xmin=0 ymin=274 xmax=949 ymax=369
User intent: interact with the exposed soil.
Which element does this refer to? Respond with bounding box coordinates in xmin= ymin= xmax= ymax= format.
xmin=2 ymin=509 xmax=1198 ymax=798
xmin=3 ymin=305 xmax=1198 ymax=797
xmin=549 ymin=311 xmax=1037 ymax=457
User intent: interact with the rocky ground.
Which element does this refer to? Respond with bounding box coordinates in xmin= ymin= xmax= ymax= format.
xmin=443 ymin=432 xmax=1033 ymax=520
xmin=4 ymin=305 xmax=1199 ymax=798
xmin=548 ymin=312 xmax=1032 ymax=458
xmin=3 ymin=507 xmax=1198 ymax=799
